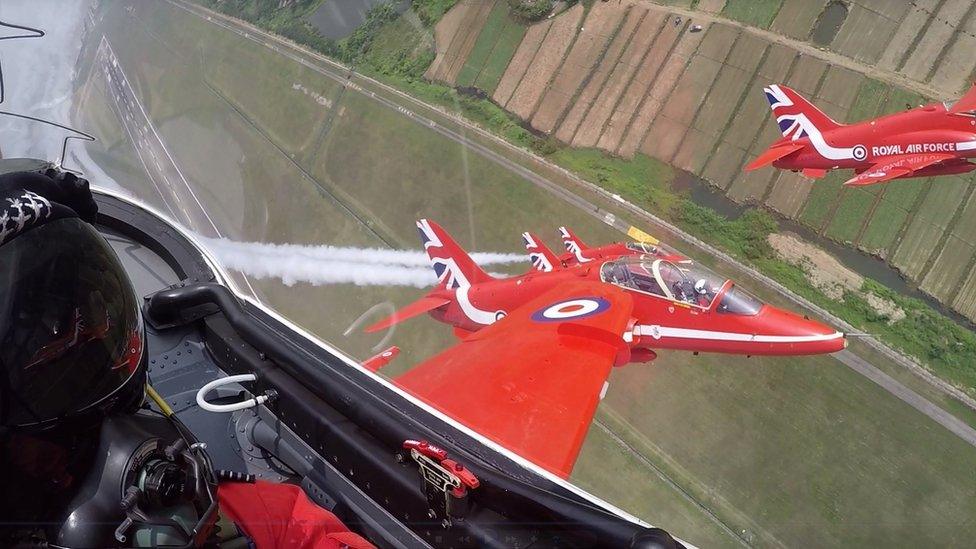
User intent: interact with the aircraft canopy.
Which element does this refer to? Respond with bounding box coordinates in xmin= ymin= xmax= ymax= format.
xmin=601 ymin=258 xmax=763 ymax=315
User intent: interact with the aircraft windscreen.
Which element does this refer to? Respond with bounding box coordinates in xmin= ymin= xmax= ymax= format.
xmin=715 ymin=284 xmax=763 ymax=316
xmin=602 ymin=258 xmax=725 ymax=308
xmin=7 ymin=2 xmax=976 ymax=547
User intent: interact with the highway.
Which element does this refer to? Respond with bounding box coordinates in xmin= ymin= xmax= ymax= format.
xmin=163 ymin=0 xmax=976 ymax=450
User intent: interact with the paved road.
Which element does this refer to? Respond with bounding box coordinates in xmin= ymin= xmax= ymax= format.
xmin=165 ymin=1 xmax=976 ymax=448
xmin=98 ymin=37 xmax=218 ymax=235
xmin=97 ymin=35 xmax=260 ymax=298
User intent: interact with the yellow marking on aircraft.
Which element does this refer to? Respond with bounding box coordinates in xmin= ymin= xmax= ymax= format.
xmin=627 ymin=226 xmax=659 ymax=245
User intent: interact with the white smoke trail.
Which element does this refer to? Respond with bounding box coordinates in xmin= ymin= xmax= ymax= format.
xmin=198 ymin=236 xmax=524 ymax=288
xmin=197 ymin=236 xmax=526 ymax=267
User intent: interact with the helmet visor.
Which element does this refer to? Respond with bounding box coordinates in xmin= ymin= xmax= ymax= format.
xmin=0 ymin=218 xmax=143 ymax=428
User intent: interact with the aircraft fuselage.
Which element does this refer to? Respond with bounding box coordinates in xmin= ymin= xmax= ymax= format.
xmin=429 ymin=259 xmax=845 ymax=361
xmin=773 ymin=102 xmax=976 ymax=174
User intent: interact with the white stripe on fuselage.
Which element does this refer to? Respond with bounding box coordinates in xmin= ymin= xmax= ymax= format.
xmin=777 ymin=113 xmax=857 ymax=161
xmin=456 ymin=285 xmax=501 ymax=325
xmin=635 ymin=325 xmax=843 ymax=343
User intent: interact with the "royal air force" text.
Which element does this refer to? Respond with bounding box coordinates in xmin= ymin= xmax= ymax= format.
xmin=872 ymin=143 xmax=956 ymax=156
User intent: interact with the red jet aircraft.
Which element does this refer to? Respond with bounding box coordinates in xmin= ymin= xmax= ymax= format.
xmin=556 ymin=226 xmax=686 ymax=266
xmin=364 ymin=219 xmax=844 ymax=477
xmin=522 ymin=227 xmax=684 ymax=272
xmin=745 ymin=83 xmax=976 ymax=186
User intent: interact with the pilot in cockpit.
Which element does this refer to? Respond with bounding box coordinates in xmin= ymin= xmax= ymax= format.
xmin=672 ymin=279 xmax=693 ymax=303
xmin=693 ymin=278 xmax=714 ymax=307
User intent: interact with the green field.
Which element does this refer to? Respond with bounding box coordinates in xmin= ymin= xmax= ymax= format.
xmin=891 ymin=175 xmax=971 ymax=280
xmin=455 ymin=1 xmax=527 ymax=93
xmin=845 ymin=78 xmax=890 ymax=122
xmin=799 ymin=171 xmax=845 ymax=230
xmin=720 ymin=0 xmax=785 ymax=29
xmin=824 ymin=187 xmax=873 ymax=242
xmin=572 ymin=418 xmax=742 ymax=548
xmin=599 ymin=348 xmax=976 ymax=548
xmin=857 ymin=179 xmax=926 ymax=255
xmin=857 ymin=196 xmax=910 ymax=254
xmin=918 ymin=187 xmax=976 ymax=300
xmin=90 ymin=3 xmax=976 ymax=547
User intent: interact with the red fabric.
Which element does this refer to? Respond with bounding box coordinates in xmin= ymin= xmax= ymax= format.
xmin=218 ymin=480 xmax=375 ymax=549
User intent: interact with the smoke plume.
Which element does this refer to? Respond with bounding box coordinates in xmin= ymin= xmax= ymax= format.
xmin=199 ymin=236 xmax=525 ymax=288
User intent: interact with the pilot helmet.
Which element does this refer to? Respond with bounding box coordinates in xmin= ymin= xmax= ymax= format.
xmin=694 ymin=278 xmax=708 ymax=295
xmin=0 ymin=169 xmax=221 ymax=548
xmin=0 ymin=169 xmax=146 ymax=432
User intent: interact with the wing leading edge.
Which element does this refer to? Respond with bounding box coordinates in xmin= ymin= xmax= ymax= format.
xmin=395 ymin=281 xmax=634 ymax=478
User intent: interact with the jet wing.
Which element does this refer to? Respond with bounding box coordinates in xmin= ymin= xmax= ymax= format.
xmin=949 ymin=83 xmax=976 ymax=115
xmin=843 ymin=153 xmax=955 ymax=186
xmin=744 ymin=142 xmax=804 ymax=171
xmin=395 ymin=281 xmax=633 ymax=478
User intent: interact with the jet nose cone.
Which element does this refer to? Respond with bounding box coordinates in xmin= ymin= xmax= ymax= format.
xmin=756 ymin=306 xmax=846 ymax=355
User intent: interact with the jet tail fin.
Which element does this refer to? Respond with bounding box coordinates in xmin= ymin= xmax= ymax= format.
xmin=558 ymin=226 xmax=593 ymax=263
xmin=522 ymin=232 xmax=561 ymax=272
xmin=764 ymin=84 xmax=842 ymax=138
xmin=417 ymin=219 xmax=493 ymax=289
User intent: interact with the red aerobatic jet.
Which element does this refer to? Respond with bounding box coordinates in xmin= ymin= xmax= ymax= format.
xmin=364 ymin=219 xmax=845 ymax=478
xmin=745 ymin=83 xmax=976 ymax=186
xmin=560 ymin=226 xmax=685 ymax=266
xmin=522 ymin=227 xmax=685 ymax=272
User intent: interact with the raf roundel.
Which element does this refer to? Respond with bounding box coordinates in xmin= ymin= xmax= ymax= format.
xmin=852 ymin=144 xmax=867 ymax=161
xmin=531 ymin=297 xmax=611 ymax=323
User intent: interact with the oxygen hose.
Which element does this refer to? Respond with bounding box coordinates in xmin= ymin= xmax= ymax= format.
xmin=146 ymin=384 xmax=175 ymax=417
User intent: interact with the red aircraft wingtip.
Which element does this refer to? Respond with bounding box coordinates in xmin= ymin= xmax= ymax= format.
xmin=362 ymin=346 xmax=400 ymax=372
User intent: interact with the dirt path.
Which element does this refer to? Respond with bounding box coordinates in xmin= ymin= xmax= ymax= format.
xmin=647 ymin=1 xmax=952 ymax=100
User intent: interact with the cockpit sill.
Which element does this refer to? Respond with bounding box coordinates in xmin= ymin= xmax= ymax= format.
xmin=84 ymin=179 xmax=692 ymax=548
